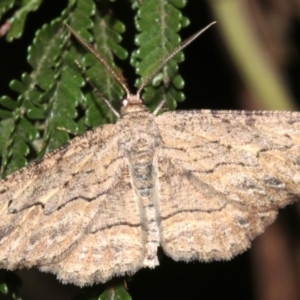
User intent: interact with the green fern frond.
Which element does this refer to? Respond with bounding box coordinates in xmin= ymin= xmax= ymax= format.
xmin=0 ymin=19 xmax=69 ymax=176
xmin=132 ymin=0 xmax=189 ymax=111
xmin=0 ymin=0 xmax=97 ymax=176
xmin=5 ymin=0 xmax=43 ymax=41
xmin=82 ymin=3 xmax=127 ymax=127
xmin=67 ymin=0 xmax=94 ymax=42
xmin=0 ymin=98 xmax=39 ymax=177
xmin=99 ymin=283 xmax=132 ymax=300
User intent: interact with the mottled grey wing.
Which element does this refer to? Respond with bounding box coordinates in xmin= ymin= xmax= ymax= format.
xmin=0 ymin=124 xmax=145 ymax=286
xmin=155 ymin=109 xmax=300 ymax=262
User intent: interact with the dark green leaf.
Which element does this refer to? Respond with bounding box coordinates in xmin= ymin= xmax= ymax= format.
xmin=0 ymin=0 xmax=15 ymax=19
xmin=133 ymin=0 xmax=189 ymax=110
xmin=81 ymin=8 xmax=127 ymax=125
xmin=99 ymin=284 xmax=132 ymax=300
xmin=0 ymin=281 xmax=8 ymax=294
xmin=0 ymin=119 xmax=13 ymax=158
xmin=6 ymin=0 xmax=43 ymax=41
xmin=0 ymin=96 xmax=17 ymax=110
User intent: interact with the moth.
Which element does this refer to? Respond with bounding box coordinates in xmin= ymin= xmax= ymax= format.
xmin=0 ymin=21 xmax=299 ymax=287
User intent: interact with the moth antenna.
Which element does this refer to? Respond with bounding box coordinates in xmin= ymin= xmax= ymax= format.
xmin=64 ymin=23 xmax=131 ymax=97
xmin=136 ymin=21 xmax=217 ymax=97
xmin=74 ymin=59 xmax=120 ymax=118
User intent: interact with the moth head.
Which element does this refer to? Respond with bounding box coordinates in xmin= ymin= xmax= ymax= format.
xmin=120 ymin=93 xmax=148 ymax=115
